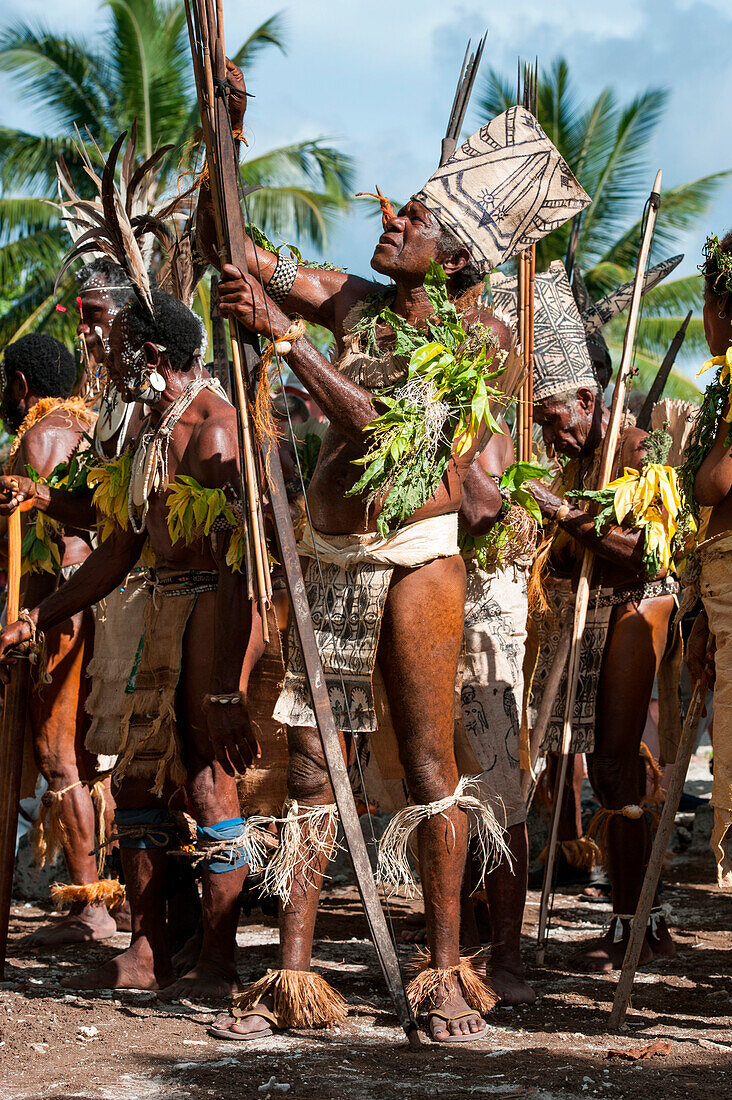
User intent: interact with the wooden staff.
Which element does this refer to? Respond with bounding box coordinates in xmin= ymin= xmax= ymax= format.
xmin=185 ymin=0 xmax=420 ymax=1049
xmin=536 ymin=171 xmax=663 ymax=965
xmin=609 ymin=666 xmax=709 ymax=1028
xmin=185 ymin=0 xmax=271 ymax=634
xmin=0 ymin=509 xmax=32 ymax=976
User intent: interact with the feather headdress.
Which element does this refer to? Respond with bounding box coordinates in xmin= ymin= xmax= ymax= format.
xmin=53 ymin=123 xmax=199 ymax=315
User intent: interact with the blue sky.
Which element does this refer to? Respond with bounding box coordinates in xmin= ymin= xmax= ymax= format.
xmin=1 ymin=0 xmax=731 ymax=374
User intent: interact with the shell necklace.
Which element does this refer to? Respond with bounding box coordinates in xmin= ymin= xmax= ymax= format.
xmin=128 ymin=376 xmax=228 ymax=534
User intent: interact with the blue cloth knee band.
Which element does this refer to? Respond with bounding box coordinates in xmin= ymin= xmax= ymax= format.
xmin=197 ymin=817 xmax=250 ymax=874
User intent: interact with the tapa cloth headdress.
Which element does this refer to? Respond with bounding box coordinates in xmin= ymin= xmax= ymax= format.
xmin=413 ymin=107 xmax=591 ymax=271
xmin=491 ymin=260 xmax=597 ymax=401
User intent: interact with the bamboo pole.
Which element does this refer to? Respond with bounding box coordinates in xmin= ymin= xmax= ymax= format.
xmin=609 ymin=670 xmax=709 ymax=1028
xmin=535 ymin=171 xmax=663 ymax=964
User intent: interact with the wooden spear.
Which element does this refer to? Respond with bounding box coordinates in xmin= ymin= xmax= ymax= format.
xmin=0 ymin=509 xmax=32 ymax=976
xmin=185 ymin=0 xmax=421 ymax=1048
xmin=609 ymin=664 xmax=710 ymax=1027
xmin=535 ymin=171 xmax=663 ymax=965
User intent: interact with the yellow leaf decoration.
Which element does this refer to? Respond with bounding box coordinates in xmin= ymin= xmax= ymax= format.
xmin=604 ymin=463 xmax=682 ymax=575
xmin=87 ymin=450 xmax=135 ymax=539
xmin=164 ymin=477 xmax=237 ymax=548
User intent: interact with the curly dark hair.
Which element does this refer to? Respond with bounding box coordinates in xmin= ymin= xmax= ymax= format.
xmin=436 ymin=224 xmax=485 ymax=297
xmin=122 ymin=290 xmax=205 ymax=370
xmin=76 ymin=258 xmax=133 ymax=310
xmin=3 ymin=334 xmax=77 ymax=397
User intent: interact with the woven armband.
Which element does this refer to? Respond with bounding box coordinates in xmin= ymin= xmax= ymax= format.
xmin=266 ymin=254 xmax=298 ymax=304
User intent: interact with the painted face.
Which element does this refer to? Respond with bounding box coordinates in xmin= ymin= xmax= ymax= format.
xmin=370 ymin=199 xmax=445 ymax=280
xmin=106 ymin=314 xmax=141 ymax=401
xmin=76 ymin=288 xmax=120 ymax=367
xmin=534 ymin=393 xmax=595 ymax=458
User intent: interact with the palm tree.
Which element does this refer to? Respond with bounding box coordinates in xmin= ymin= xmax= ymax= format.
xmin=0 ymin=2 xmax=354 ymax=346
xmin=478 ymin=59 xmax=729 ymax=398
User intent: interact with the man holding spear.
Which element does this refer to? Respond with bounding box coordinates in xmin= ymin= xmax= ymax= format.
xmin=207 ymin=57 xmax=589 ymax=1037
xmin=527 ymin=256 xmax=685 ymax=970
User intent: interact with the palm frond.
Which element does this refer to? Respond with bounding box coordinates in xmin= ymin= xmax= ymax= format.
xmin=602 ymin=173 xmax=731 ymax=269
xmin=0 ymin=24 xmax=110 ymax=133
xmin=231 ymin=12 xmax=287 ymax=70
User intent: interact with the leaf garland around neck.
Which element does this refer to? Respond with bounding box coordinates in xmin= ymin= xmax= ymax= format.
xmin=346 ymin=262 xmax=509 ymax=537
xmin=679 ymin=352 xmax=732 ymax=529
xmin=350 ymin=261 xmax=470 ymax=362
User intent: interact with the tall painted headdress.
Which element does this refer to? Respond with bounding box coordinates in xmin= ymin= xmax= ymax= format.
xmin=492 ymin=253 xmax=684 ymax=400
xmin=414 ymin=107 xmax=591 ymax=271
xmin=491 ymin=260 xmax=597 ymax=400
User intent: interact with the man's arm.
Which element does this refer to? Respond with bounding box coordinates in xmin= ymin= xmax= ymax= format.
xmin=218 ymin=268 xmax=379 ymax=443
xmin=530 ymin=479 xmax=646 ymax=571
xmin=0 ymin=476 xmax=97 ymax=530
xmin=0 ymin=525 xmax=145 ymax=665
xmin=459 ymin=419 xmax=514 ymax=536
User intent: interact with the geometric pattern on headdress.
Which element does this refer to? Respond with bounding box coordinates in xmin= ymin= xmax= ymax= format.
xmin=414 ymin=107 xmax=591 ymax=270
xmin=580 ymin=254 xmax=683 ymax=335
xmin=491 ymin=260 xmax=597 ymax=401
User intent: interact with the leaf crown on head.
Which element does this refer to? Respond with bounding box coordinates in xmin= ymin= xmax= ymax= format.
xmin=701 ymin=233 xmax=732 ymax=297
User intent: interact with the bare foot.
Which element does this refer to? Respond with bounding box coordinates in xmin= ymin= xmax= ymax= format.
xmin=111 ymin=900 xmax=132 ymax=934
xmin=647 ymin=912 xmax=677 ymax=958
xmin=171 ymin=925 xmax=203 ymax=977
xmin=60 ymin=939 xmax=172 ymax=990
xmin=489 ymin=964 xmax=537 ymax=1006
xmin=428 ymin=974 xmax=486 ymax=1042
xmin=21 ymin=904 xmax=117 ymax=948
xmin=211 ymin=994 xmax=276 ymax=1039
xmin=159 ymin=962 xmax=239 ymax=1004
xmin=575 ymin=918 xmax=653 ymax=973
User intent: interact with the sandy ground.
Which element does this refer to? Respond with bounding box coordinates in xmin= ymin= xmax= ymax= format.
xmin=0 ymin=755 xmax=729 ymax=1100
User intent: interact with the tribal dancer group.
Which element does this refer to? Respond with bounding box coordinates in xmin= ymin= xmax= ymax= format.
xmin=0 ymin=49 xmax=729 ymax=1046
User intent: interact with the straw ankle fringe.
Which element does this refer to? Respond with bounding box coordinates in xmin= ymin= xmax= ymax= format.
xmin=50 ymin=878 xmax=126 ymax=912
xmin=259 ymin=801 xmax=340 ymax=907
xmin=232 ymin=969 xmax=347 ymax=1029
xmin=376 ymin=776 xmax=511 ymax=898
xmin=406 ymin=954 xmax=497 ymax=1016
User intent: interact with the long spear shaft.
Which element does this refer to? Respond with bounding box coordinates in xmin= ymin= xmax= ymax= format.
xmin=609 ymin=666 xmax=709 ymax=1028
xmin=185 ymin=1 xmax=420 ymax=1048
xmin=535 ymin=171 xmax=663 ymax=964
xmin=0 ymin=510 xmax=32 ymax=976
xmin=636 ymin=310 xmax=692 ymax=431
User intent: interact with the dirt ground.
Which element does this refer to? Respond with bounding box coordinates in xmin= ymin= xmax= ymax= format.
xmin=0 ymin=761 xmax=729 ymax=1100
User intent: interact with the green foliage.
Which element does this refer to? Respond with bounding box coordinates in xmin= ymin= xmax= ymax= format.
xmin=461 ymin=461 xmax=550 ymax=569
xmin=0 ymin=3 xmax=354 ymax=346
xmin=477 ymin=58 xmax=729 ymax=377
xmin=347 ymin=262 xmax=506 ymax=536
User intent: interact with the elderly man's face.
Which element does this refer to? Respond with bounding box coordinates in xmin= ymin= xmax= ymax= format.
xmin=371 ymin=199 xmax=447 ymax=281
xmin=534 ymin=389 xmax=597 ymax=457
